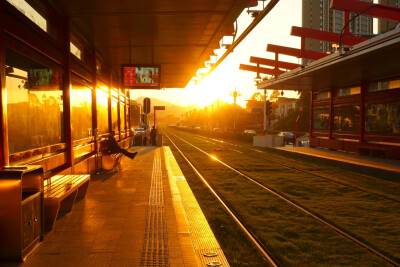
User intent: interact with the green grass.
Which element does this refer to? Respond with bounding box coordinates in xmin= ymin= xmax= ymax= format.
xmin=164 ymin=128 xmax=399 ymax=266
xmin=168 ymin=141 xmax=272 ymax=266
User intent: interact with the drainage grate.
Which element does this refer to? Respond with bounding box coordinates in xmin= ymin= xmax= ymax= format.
xmin=140 ymin=149 xmax=169 ymax=267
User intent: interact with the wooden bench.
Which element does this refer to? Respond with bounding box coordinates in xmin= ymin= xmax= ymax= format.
xmin=98 ymin=139 xmax=123 ymax=171
xmin=43 ymin=174 xmax=90 ymax=231
xmin=101 ymin=152 xmax=122 ymax=171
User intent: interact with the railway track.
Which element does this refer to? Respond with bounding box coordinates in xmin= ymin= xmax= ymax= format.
xmin=164 ymin=131 xmax=280 ymax=267
xmin=188 ymin=133 xmax=400 ymax=204
xmin=162 ymin=128 xmax=400 ymax=267
xmin=195 ymin=133 xmax=400 ymax=184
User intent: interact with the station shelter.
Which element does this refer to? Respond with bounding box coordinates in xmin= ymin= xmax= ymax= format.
xmin=0 ymin=0 xmax=252 ymax=262
xmin=256 ymin=2 xmax=400 ymax=159
xmin=0 ymin=0 xmax=249 ymax=173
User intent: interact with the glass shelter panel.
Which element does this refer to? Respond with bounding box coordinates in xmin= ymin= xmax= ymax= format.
xmin=365 ymin=102 xmax=400 ymax=134
xmin=6 ymin=49 xmax=64 ymax=154
xmin=6 ymin=0 xmax=47 ymax=32
xmin=97 ymin=88 xmax=109 ymax=134
xmin=121 ymin=103 xmax=126 ymax=131
xmin=369 ymin=78 xmax=400 ymax=92
xmin=70 ymin=42 xmax=82 ymax=60
xmin=111 ymin=98 xmax=118 ymax=132
xmin=335 ymin=86 xmax=361 ymax=97
xmin=71 ymin=77 xmax=92 ymax=140
xmin=333 ymin=106 xmax=360 ymax=132
xmin=314 ymin=91 xmax=331 ymax=100
xmin=313 ymin=108 xmax=330 ymax=130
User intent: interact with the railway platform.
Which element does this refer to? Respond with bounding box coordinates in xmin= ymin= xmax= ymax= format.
xmin=277 ymin=146 xmax=400 ymax=176
xmin=5 ymin=146 xmax=227 ymax=267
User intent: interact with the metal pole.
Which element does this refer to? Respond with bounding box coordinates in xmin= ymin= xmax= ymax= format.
xmin=217 ymin=100 xmax=219 ymax=128
xmin=255 ymin=112 xmax=257 ymax=132
xmin=260 ymin=111 xmax=263 ymax=136
xmin=233 ymin=95 xmax=236 ymax=131
xmin=263 ymin=89 xmax=267 ymax=135
xmin=295 ymin=112 xmax=301 ymax=146
xmin=295 ymin=107 xmax=304 ymax=147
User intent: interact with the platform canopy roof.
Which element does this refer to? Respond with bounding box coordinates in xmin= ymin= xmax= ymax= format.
xmin=257 ymin=28 xmax=400 ymax=91
xmin=48 ymin=0 xmax=250 ymax=88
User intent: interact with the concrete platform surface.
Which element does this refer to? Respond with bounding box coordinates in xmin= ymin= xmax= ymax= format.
xmin=277 ymin=146 xmax=400 ymax=174
xmin=3 ymin=146 xmax=227 ymax=267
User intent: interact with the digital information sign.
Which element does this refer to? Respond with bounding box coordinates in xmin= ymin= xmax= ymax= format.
xmin=122 ymin=65 xmax=160 ymax=89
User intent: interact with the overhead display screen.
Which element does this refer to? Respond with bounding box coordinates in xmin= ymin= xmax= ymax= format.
xmin=122 ymin=65 xmax=160 ymax=89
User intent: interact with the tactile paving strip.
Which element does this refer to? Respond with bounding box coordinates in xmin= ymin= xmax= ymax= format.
xmin=140 ymin=149 xmax=169 ymax=267
xmin=164 ymin=147 xmax=230 ymax=267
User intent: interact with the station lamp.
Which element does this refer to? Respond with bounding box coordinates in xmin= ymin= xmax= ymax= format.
xmin=254 ymin=74 xmax=262 ymax=84
xmin=254 ymin=64 xmax=262 ymax=84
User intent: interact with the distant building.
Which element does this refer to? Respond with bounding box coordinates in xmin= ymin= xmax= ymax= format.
xmin=245 ymin=99 xmax=264 ymax=111
xmin=273 ymin=97 xmax=297 ymax=119
xmin=378 ymin=0 xmax=400 ymax=33
xmin=302 ymin=0 xmax=373 ymax=56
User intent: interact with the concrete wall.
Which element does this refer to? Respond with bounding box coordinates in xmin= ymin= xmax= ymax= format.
xmin=253 ymin=135 xmax=284 ymax=148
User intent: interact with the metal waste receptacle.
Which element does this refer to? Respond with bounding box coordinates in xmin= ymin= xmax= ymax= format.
xmin=0 ymin=165 xmax=44 ymax=261
xmin=134 ymin=135 xmax=143 ymax=146
xmin=156 ymin=134 xmax=163 ymax=147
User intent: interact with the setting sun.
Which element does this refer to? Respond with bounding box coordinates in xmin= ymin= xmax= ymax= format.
xmin=185 ymin=63 xmax=239 ymax=108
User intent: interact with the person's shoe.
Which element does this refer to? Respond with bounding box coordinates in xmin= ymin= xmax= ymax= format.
xmin=130 ymin=152 xmax=138 ymax=160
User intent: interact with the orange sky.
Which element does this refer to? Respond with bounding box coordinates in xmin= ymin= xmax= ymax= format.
xmin=130 ymin=1 xmax=302 ymax=108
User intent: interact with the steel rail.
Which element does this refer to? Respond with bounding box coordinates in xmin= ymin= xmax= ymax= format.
xmin=162 ymin=129 xmax=280 ymax=267
xmin=165 ymin=129 xmax=400 ymax=267
xmin=194 ymin=132 xmax=400 ymax=186
xmin=189 ymin=133 xmax=400 ymax=204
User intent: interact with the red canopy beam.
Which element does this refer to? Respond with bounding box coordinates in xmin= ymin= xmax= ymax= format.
xmin=291 ymin=26 xmax=368 ymax=46
xmin=249 ymin=56 xmax=298 ymax=70
xmin=247 ymin=0 xmax=258 ymax=7
xmin=239 ymin=64 xmax=284 ymax=75
xmin=267 ymin=44 xmax=327 ymax=60
xmin=331 ymin=0 xmax=400 ymax=22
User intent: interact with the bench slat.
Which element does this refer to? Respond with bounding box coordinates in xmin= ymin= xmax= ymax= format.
xmin=44 ymin=175 xmax=87 ymax=195
xmin=44 ymin=176 xmax=76 ymax=198
xmin=44 ymin=176 xmax=89 ymax=197
xmin=44 ymin=175 xmax=90 ymax=199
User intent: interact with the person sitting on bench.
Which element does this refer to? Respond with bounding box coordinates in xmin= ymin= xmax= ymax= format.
xmin=107 ymin=131 xmax=138 ymax=160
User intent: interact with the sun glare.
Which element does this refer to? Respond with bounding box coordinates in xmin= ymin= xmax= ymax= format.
xmin=186 ymin=62 xmax=239 ymax=108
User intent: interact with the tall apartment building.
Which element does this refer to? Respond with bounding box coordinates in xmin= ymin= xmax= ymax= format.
xmin=302 ymin=0 xmax=373 ymax=54
xmin=378 ymin=0 xmax=399 ymax=33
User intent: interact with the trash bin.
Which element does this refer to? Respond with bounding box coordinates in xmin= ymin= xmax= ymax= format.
xmin=0 ymin=165 xmax=44 ymax=261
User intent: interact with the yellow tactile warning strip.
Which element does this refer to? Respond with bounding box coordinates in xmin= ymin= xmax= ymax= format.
xmin=163 ymin=146 xmax=230 ymax=267
xmin=140 ymin=149 xmax=169 ymax=267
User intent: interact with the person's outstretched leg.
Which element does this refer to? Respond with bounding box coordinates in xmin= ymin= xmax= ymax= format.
xmin=121 ymin=149 xmax=137 ymax=159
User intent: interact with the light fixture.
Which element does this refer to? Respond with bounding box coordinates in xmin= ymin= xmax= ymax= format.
xmin=254 ymin=63 xmax=262 ymax=84
xmin=247 ymin=0 xmax=265 ymax=18
xmin=197 ymin=68 xmax=207 ymax=76
xmin=254 ymin=74 xmax=262 ymax=84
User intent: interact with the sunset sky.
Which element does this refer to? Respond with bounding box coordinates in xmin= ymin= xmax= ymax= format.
xmin=130 ymin=0 xmax=302 ymax=108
